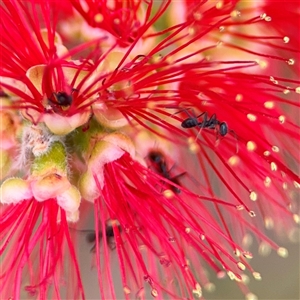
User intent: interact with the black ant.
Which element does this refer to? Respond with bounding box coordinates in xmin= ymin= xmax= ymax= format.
xmin=181 ymin=112 xmax=228 ymax=137
xmin=52 ymin=91 xmax=73 ymax=107
xmin=46 ymin=89 xmax=78 ymax=113
xmin=148 ymin=150 xmax=185 ymax=194
xmin=181 ymin=111 xmax=239 ymax=152
xmin=86 ymin=220 xmax=121 ymax=252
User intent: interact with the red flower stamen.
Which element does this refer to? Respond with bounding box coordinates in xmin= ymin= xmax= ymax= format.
xmin=0 ymin=201 xmax=84 ymax=299
xmin=1 ymin=1 xmax=299 ymax=299
xmin=71 ymin=0 xmax=154 ymax=48
xmin=84 ymin=152 xmax=273 ymax=298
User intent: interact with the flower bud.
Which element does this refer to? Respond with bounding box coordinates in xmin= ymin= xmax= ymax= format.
xmin=0 ymin=177 xmax=33 ymax=204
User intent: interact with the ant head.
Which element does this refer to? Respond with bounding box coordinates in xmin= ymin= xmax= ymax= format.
xmin=219 ymin=122 xmax=228 ymax=136
xmin=86 ymin=232 xmax=95 ymax=243
xmin=148 ymin=150 xmax=164 ymax=163
xmin=53 ymin=91 xmax=73 ymax=107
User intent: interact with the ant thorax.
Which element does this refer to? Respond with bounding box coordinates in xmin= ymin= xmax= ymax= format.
xmin=43 ymin=91 xmax=74 ymax=114
xmin=16 ymin=124 xmax=63 ymax=169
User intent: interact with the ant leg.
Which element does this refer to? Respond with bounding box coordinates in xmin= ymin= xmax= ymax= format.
xmin=173 ymin=107 xmax=207 ymax=118
xmin=170 ymin=172 xmax=186 ymax=194
xmin=195 ymin=112 xmax=208 ymax=141
xmin=171 ymin=107 xmax=195 ymax=118
xmin=201 ymin=112 xmax=208 ymax=123
xmin=170 ymin=171 xmax=186 ymax=181
xmin=196 ymin=111 xmax=206 ymax=119
xmin=213 ymin=119 xmax=223 ymax=147
xmin=207 ymin=113 xmax=217 ymax=129
xmin=214 ymin=128 xmax=239 ymax=154
xmin=185 ymin=108 xmax=207 ymax=119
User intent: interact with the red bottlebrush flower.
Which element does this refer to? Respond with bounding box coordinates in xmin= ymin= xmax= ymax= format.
xmin=0 ymin=201 xmax=84 ymax=299
xmin=78 ymin=134 xmax=252 ymax=299
xmin=0 ymin=0 xmax=69 ymax=74
xmin=0 ymin=0 xmax=104 ymax=135
xmin=1 ymin=0 xmax=300 ymax=299
xmin=1 ymin=131 xmax=82 ymax=298
xmin=70 ymin=0 xmax=148 ymax=47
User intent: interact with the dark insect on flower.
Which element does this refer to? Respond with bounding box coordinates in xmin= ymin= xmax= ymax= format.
xmin=52 ymin=91 xmax=73 ymax=107
xmin=86 ymin=220 xmax=121 ymax=251
xmin=46 ymin=90 xmax=76 ymax=114
xmin=1 ymin=0 xmax=299 ymax=299
xmin=181 ymin=112 xmax=240 ymax=153
xmin=148 ymin=150 xmax=185 ymax=194
xmin=181 ymin=112 xmax=229 ymax=137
